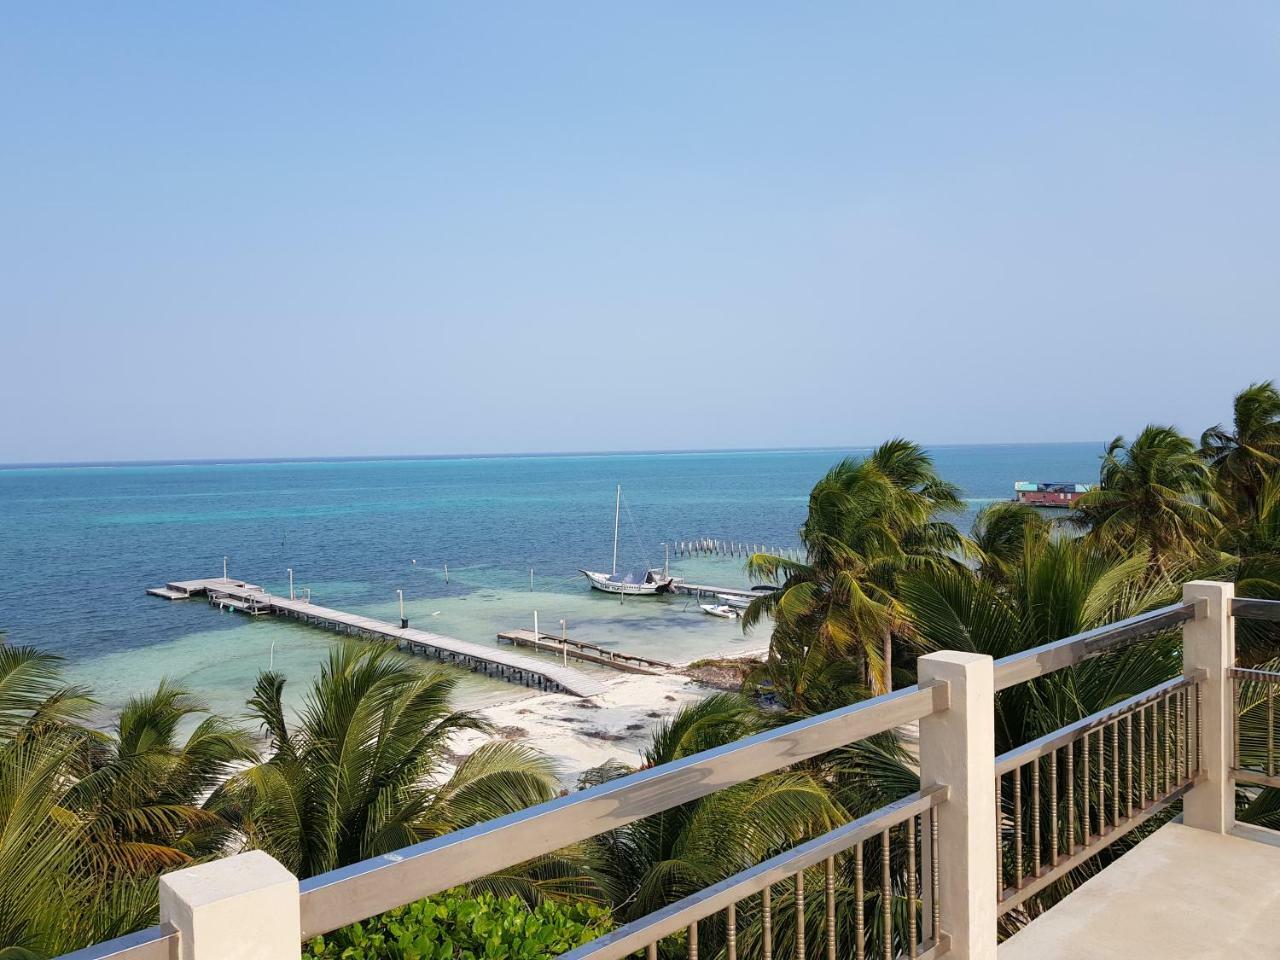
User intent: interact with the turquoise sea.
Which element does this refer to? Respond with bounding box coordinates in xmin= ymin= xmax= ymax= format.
xmin=0 ymin=445 xmax=1101 ymax=722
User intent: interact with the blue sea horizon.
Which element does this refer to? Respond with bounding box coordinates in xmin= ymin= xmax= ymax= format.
xmin=0 ymin=443 xmax=1104 ymax=722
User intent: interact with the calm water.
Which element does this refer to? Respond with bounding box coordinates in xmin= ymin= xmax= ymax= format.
xmin=0 ymin=445 xmax=1100 ymax=720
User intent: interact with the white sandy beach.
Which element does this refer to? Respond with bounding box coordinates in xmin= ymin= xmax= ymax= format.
xmin=452 ymin=647 xmax=768 ymax=786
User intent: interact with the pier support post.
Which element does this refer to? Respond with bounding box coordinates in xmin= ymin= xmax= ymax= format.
xmin=160 ymin=851 xmax=299 ymax=960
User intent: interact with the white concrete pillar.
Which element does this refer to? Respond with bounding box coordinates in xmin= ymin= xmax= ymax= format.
xmin=1182 ymin=580 xmax=1236 ymax=834
xmin=159 ymin=850 xmax=300 ymax=960
xmin=918 ymin=650 xmax=997 ymax=960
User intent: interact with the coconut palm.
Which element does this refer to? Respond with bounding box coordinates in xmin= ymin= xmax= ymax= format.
xmin=216 ymin=642 xmax=568 ymax=887
xmin=0 ymin=646 xmax=159 ymax=959
xmin=1202 ymin=381 xmax=1280 ymax=518
xmin=742 ymin=439 xmax=964 ymax=701
xmin=64 ymin=681 xmax=258 ymax=878
xmin=898 ymin=533 xmax=1187 ymax=928
xmin=969 ymin=502 xmax=1053 ymax=586
xmin=582 ymin=694 xmax=841 ymax=957
xmin=1072 ymin=425 xmax=1219 ymax=571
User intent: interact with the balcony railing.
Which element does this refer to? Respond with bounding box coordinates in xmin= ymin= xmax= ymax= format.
xmin=59 ymin=582 xmax=1280 ymax=960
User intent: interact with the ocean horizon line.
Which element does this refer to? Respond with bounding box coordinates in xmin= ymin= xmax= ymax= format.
xmin=0 ymin=439 xmax=1106 ymax=474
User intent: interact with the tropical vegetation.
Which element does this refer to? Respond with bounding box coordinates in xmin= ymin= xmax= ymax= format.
xmin=5 ymin=381 xmax=1280 ymax=958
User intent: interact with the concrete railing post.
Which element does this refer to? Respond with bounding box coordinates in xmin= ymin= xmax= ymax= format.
xmin=918 ymin=650 xmax=997 ymax=960
xmin=159 ymin=850 xmax=300 ymax=960
xmin=1182 ymin=579 xmax=1236 ymax=834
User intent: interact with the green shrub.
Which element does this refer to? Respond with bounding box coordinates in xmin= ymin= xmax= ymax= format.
xmin=303 ymin=890 xmax=613 ymax=960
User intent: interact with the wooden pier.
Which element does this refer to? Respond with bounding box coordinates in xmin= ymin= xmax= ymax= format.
xmin=148 ymin=577 xmax=606 ymax=698
xmin=496 ymin=629 xmax=672 ymax=675
xmin=671 ymin=582 xmax=771 ymax=601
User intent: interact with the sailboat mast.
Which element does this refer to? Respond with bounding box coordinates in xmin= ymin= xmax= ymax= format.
xmin=612 ymin=484 xmax=621 ymax=577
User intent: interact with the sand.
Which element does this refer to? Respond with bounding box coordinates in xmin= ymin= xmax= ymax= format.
xmin=451 ymin=647 xmax=768 ymax=786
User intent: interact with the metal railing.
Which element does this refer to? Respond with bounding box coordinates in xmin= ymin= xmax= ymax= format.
xmin=62 ymin=586 xmax=1279 ymax=960
xmin=994 ymin=675 xmax=1201 ymax=913
xmin=298 ymin=681 xmax=949 ymax=939
xmin=562 ymin=788 xmax=949 ymax=960
xmin=1231 ymin=597 xmax=1280 ymax=790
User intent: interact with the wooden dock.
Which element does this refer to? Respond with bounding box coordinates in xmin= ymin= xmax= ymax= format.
xmin=148 ymin=577 xmax=606 ymax=698
xmin=496 ymin=629 xmax=672 ymax=675
xmin=671 ymin=581 xmax=772 ymax=601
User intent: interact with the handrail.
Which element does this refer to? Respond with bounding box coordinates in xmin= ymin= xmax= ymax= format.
xmin=994 ymin=674 xmax=1199 ymax=776
xmin=558 ymin=787 xmax=948 ymax=960
xmin=54 ymin=926 xmax=177 ymax=960
xmin=297 ymin=679 xmax=950 ymax=938
xmin=992 ymin=602 xmax=1197 ymax=692
xmin=1233 ymin=597 xmax=1280 ymax=621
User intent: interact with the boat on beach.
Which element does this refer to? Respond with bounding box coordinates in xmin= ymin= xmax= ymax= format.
xmin=581 ymin=485 xmax=676 ymax=596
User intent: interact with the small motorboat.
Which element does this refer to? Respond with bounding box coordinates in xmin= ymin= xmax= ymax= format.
xmin=716 ymin=593 xmax=753 ymax=610
xmin=700 ymin=603 xmax=739 ymax=619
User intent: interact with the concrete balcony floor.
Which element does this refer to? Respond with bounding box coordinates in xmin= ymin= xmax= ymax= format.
xmin=1000 ymin=821 xmax=1280 ymax=960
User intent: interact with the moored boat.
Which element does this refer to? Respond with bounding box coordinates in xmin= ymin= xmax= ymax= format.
xmin=581 ymin=485 xmax=676 ymax=596
xmin=699 ymin=603 xmax=738 ymax=619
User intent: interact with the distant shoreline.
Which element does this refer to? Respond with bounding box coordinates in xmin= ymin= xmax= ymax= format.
xmin=0 ymin=440 xmax=1105 ymax=473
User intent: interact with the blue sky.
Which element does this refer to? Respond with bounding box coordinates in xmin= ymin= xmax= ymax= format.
xmin=2 ymin=3 xmax=1278 ymax=463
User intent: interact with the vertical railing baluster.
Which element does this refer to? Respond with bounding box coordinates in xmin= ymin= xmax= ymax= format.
xmin=1233 ymin=676 xmax=1240 ymax=773
xmin=1164 ymin=694 xmax=1172 ymax=796
xmin=1139 ymin=706 xmax=1147 ymax=807
xmin=1066 ymin=740 xmax=1076 ymax=850
xmin=1178 ymin=687 xmax=1187 ymax=783
xmin=855 ymin=841 xmax=865 ymax=960
xmin=930 ymin=816 xmax=940 ymax=947
xmin=1111 ymin=720 xmax=1119 ymax=827
xmin=763 ymin=886 xmax=773 ymax=960
xmin=1125 ymin=713 xmax=1133 ymax=819
xmin=728 ymin=901 xmax=738 ymax=960
xmin=1049 ymin=748 xmax=1059 ymax=864
xmin=1082 ymin=729 xmax=1091 ymax=842
xmin=689 ymin=921 xmax=698 ymax=960
xmin=826 ymin=856 xmax=837 ymax=960
xmin=647 ymin=944 xmax=657 ymax=960
xmin=1269 ymin=680 xmax=1276 ymax=778
xmin=881 ymin=829 xmax=892 ymax=960
xmin=1096 ymin=724 xmax=1105 ymax=832
xmin=1031 ymin=759 xmax=1041 ymax=877
xmin=795 ymin=872 xmax=806 ymax=960
xmin=906 ymin=818 xmax=917 ymax=959
xmin=995 ymin=773 xmax=1004 ymax=894
xmin=1013 ymin=767 xmax=1023 ymax=887
xmin=1196 ymin=681 xmax=1203 ymax=774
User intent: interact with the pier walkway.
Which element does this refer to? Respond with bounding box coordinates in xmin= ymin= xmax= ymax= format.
xmin=148 ymin=577 xmax=607 ymax=698
xmin=670 ymin=581 xmax=770 ymax=601
xmin=496 ymin=629 xmax=671 ymax=675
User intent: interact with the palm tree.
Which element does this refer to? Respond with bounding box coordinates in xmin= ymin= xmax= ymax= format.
xmin=898 ymin=534 xmax=1186 ymax=926
xmin=216 ymin=642 xmax=570 ymax=890
xmin=582 ymin=694 xmax=840 ymax=957
xmin=969 ymin=502 xmax=1052 ymax=586
xmin=64 ymin=681 xmax=258 ymax=877
xmin=1072 ymin=425 xmax=1219 ymax=571
xmin=1202 ymin=381 xmax=1280 ymax=518
xmin=742 ymin=439 xmax=964 ymax=701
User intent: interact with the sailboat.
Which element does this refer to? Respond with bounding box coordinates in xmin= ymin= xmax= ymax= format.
xmin=580 ymin=485 xmax=677 ymax=596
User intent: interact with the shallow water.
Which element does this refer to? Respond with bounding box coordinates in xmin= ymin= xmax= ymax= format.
xmin=0 ymin=444 xmax=1101 ymax=720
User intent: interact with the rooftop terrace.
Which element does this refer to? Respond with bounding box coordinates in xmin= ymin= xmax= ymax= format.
xmin=61 ymin=580 xmax=1280 ymax=960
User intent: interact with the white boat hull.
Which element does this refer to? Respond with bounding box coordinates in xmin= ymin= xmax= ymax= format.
xmin=700 ymin=603 xmax=739 ymax=619
xmin=581 ymin=569 xmax=674 ymax=596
